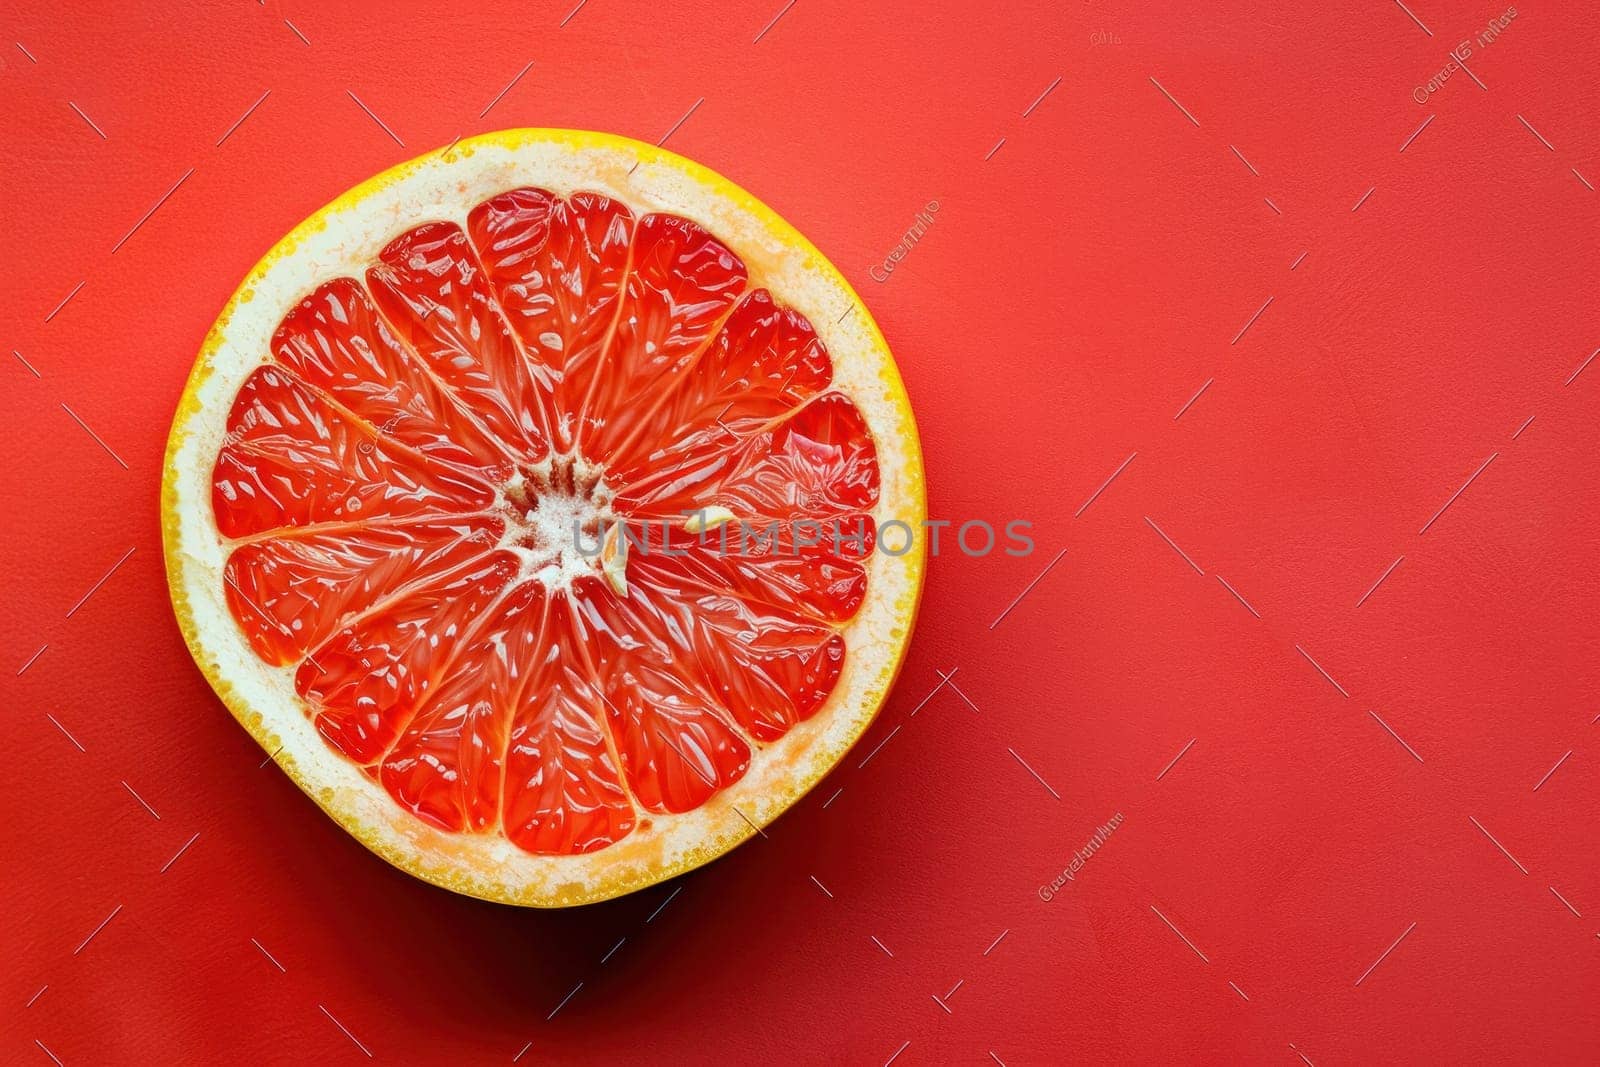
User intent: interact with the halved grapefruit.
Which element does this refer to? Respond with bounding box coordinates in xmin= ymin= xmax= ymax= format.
xmin=162 ymin=129 xmax=925 ymax=906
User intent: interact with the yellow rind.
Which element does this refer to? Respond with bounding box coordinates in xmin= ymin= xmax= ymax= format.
xmin=161 ymin=128 xmax=926 ymax=907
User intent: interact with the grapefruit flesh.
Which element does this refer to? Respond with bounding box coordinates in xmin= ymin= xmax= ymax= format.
xmin=165 ymin=131 xmax=924 ymax=905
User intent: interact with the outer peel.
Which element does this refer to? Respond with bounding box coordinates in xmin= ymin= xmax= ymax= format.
xmin=162 ymin=128 xmax=926 ymax=907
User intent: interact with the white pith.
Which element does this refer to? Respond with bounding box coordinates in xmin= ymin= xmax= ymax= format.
xmin=493 ymin=453 xmax=616 ymax=591
xmin=164 ymin=130 xmax=925 ymax=906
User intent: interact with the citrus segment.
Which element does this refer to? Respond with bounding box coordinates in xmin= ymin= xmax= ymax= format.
xmin=222 ymin=515 xmax=502 ymax=666
xmin=501 ymin=589 xmax=637 ymax=855
xmin=211 ymin=365 xmax=494 ymax=538
xmin=271 ymin=278 xmax=513 ymax=478
xmin=294 ymin=552 xmax=519 ymax=764
xmin=366 ymin=222 xmax=553 ymax=458
xmin=467 ymin=190 xmax=634 ymax=451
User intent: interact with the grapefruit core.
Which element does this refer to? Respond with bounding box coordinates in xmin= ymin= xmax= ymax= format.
xmin=161 ymin=129 xmax=926 ymax=906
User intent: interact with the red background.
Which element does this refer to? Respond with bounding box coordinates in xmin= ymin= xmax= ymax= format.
xmin=5 ymin=1 xmax=1599 ymax=1063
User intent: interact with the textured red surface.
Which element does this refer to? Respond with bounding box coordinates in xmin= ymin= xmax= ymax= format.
xmin=5 ymin=1 xmax=1599 ymax=1063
